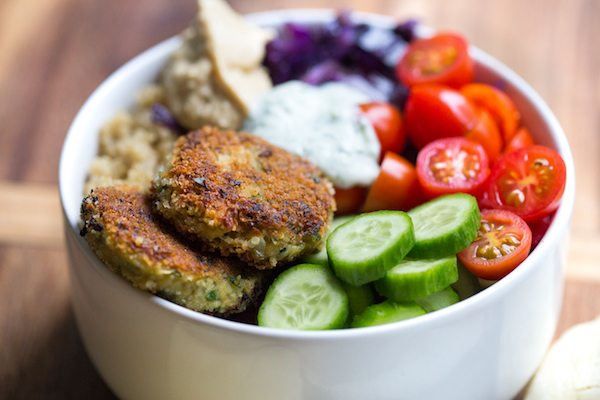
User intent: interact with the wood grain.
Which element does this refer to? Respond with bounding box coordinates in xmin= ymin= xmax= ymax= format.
xmin=0 ymin=0 xmax=597 ymax=398
xmin=0 ymin=245 xmax=115 ymax=399
xmin=0 ymin=182 xmax=62 ymax=247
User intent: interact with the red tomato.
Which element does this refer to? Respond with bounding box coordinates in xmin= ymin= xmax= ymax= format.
xmin=461 ymin=83 xmax=520 ymax=143
xmin=396 ymin=33 xmax=474 ymax=88
xmin=362 ymin=152 xmax=422 ymax=212
xmin=465 ymin=108 xmax=503 ymax=162
xmin=458 ymin=209 xmax=532 ymax=280
xmin=360 ymin=102 xmax=405 ymax=160
xmin=529 ymin=213 xmax=553 ymax=249
xmin=484 ymin=145 xmax=566 ymax=222
xmin=405 ymin=84 xmax=479 ymax=149
xmin=334 ymin=187 xmax=367 ymax=215
xmin=416 ymin=137 xmax=490 ymax=198
xmin=477 ymin=184 xmax=494 ymax=210
xmin=504 ymin=127 xmax=535 ymax=154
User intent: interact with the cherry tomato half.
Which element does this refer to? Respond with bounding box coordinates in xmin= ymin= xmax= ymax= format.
xmin=458 ymin=209 xmax=532 ymax=280
xmin=396 ymin=33 xmax=474 ymax=88
xmin=461 ymin=83 xmax=520 ymax=143
xmin=363 ymin=152 xmax=422 ymax=212
xmin=360 ymin=102 xmax=405 ymax=160
xmin=405 ymin=84 xmax=479 ymax=149
xmin=504 ymin=127 xmax=535 ymax=154
xmin=465 ymin=108 xmax=503 ymax=162
xmin=334 ymin=187 xmax=367 ymax=215
xmin=484 ymin=145 xmax=566 ymax=222
xmin=416 ymin=137 xmax=490 ymax=198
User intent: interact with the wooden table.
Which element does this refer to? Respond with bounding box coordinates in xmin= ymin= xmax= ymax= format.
xmin=1 ymin=0 xmax=598 ymax=398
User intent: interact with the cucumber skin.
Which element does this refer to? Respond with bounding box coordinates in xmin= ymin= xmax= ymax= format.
xmin=342 ymin=282 xmax=376 ymax=317
xmin=351 ymin=300 xmax=426 ymax=328
xmin=257 ymin=264 xmax=349 ymax=330
xmin=408 ymin=194 xmax=481 ymax=258
xmin=302 ymin=215 xmax=357 ymax=266
xmin=452 ymin=261 xmax=482 ymax=300
xmin=327 ymin=211 xmax=416 ymax=286
xmin=303 ymin=249 xmax=328 ymax=266
xmin=375 ymin=257 xmax=459 ymax=301
xmin=416 ymin=287 xmax=460 ymax=312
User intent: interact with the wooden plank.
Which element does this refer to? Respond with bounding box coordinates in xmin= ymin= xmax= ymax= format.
xmin=0 ymin=245 xmax=115 ymax=399
xmin=557 ymin=279 xmax=600 ymax=337
xmin=0 ymin=182 xmax=63 ymax=247
xmin=565 ymin=235 xmax=600 ymax=282
xmin=0 ymin=0 xmax=595 ymax=233
xmin=0 ymin=0 xmax=74 ymax=182
xmin=0 ymin=0 xmax=195 ymax=184
xmin=0 ymin=0 xmax=598 ymax=397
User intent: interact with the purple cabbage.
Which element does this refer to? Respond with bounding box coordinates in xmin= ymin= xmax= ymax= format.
xmin=393 ymin=19 xmax=419 ymax=43
xmin=263 ymin=12 xmax=418 ymax=109
xmin=151 ymin=103 xmax=186 ymax=135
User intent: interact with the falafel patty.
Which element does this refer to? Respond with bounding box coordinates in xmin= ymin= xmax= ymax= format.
xmin=80 ymin=185 xmax=263 ymax=315
xmin=151 ymin=126 xmax=336 ymax=269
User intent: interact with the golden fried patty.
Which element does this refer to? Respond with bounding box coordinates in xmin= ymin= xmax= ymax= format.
xmin=151 ymin=126 xmax=336 ymax=269
xmin=80 ymin=185 xmax=263 ymax=315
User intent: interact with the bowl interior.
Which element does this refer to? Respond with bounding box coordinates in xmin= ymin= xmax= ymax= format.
xmin=59 ymin=9 xmax=575 ymax=337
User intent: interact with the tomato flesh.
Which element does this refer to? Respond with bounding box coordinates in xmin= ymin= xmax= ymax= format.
xmin=360 ymin=102 xmax=405 ymax=160
xmin=465 ymin=108 xmax=503 ymax=162
xmin=396 ymin=33 xmax=474 ymax=88
xmin=416 ymin=137 xmax=489 ymax=198
xmin=485 ymin=145 xmax=566 ymax=222
xmin=363 ymin=152 xmax=422 ymax=211
xmin=334 ymin=187 xmax=367 ymax=215
xmin=504 ymin=127 xmax=535 ymax=154
xmin=405 ymin=84 xmax=479 ymax=149
xmin=461 ymin=83 xmax=520 ymax=143
xmin=458 ymin=209 xmax=532 ymax=280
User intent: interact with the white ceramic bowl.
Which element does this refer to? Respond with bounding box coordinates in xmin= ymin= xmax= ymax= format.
xmin=59 ymin=10 xmax=575 ymax=400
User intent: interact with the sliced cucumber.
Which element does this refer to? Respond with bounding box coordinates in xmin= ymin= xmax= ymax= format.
xmin=257 ymin=264 xmax=348 ymax=330
xmin=302 ymin=247 xmax=329 ymax=266
xmin=375 ymin=256 xmax=458 ymax=301
xmin=351 ymin=300 xmax=426 ymax=328
xmin=452 ymin=261 xmax=482 ymax=300
xmin=416 ymin=287 xmax=460 ymax=312
xmin=408 ymin=193 xmax=480 ymax=258
xmin=303 ymin=215 xmax=356 ymax=266
xmin=342 ymin=282 xmax=376 ymax=317
xmin=327 ymin=211 xmax=415 ymax=286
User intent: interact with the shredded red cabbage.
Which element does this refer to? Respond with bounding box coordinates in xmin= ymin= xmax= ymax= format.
xmin=151 ymin=103 xmax=186 ymax=135
xmin=263 ymin=11 xmax=418 ymax=109
xmin=393 ymin=19 xmax=419 ymax=43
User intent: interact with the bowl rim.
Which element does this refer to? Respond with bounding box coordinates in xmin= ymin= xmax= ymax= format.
xmin=59 ymin=8 xmax=575 ymax=340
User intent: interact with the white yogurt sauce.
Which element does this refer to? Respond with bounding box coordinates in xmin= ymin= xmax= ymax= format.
xmin=244 ymin=81 xmax=380 ymax=188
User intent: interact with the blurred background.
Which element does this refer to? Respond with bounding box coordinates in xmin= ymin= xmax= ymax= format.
xmin=0 ymin=0 xmax=598 ymax=398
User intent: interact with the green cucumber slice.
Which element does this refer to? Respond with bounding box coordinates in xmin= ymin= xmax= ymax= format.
xmin=351 ymin=300 xmax=426 ymax=328
xmin=303 ymin=215 xmax=356 ymax=266
xmin=327 ymin=211 xmax=415 ymax=286
xmin=257 ymin=264 xmax=348 ymax=330
xmin=452 ymin=261 xmax=482 ymax=300
xmin=408 ymin=193 xmax=480 ymax=258
xmin=416 ymin=287 xmax=460 ymax=312
xmin=342 ymin=282 xmax=376 ymax=317
xmin=375 ymin=256 xmax=458 ymax=301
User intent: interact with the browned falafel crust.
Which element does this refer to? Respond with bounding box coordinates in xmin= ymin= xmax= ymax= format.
xmin=151 ymin=126 xmax=336 ymax=269
xmin=80 ymin=185 xmax=263 ymax=315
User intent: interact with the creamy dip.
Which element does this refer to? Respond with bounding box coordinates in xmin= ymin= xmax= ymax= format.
xmin=244 ymin=81 xmax=380 ymax=188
